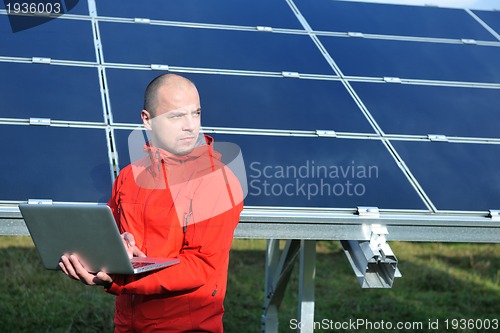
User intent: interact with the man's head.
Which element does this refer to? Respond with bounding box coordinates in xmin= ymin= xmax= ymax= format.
xmin=141 ymin=74 xmax=201 ymax=156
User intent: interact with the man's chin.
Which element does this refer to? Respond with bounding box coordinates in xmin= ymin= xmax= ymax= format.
xmin=174 ymin=145 xmax=196 ymax=156
xmin=175 ymin=149 xmax=193 ymax=156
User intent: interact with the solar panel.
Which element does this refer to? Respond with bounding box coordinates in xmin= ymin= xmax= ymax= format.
xmin=0 ymin=0 xmax=499 ymax=216
xmin=473 ymin=9 xmax=500 ymax=36
xmin=351 ymin=82 xmax=500 ymax=138
xmin=107 ymin=69 xmax=374 ymax=132
xmin=0 ymin=62 xmax=104 ymax=122
xmin=197 ymin=75 xmax=372 ymax=131
xmin=320 ymin=37 xmax=500 ymax=82
xmin=98 ymin=22 xmax=333 ymax=74
xmin=113 ymin=130 xmax=427 ymax=210
xmin=95 ymin=0 xmax=302 ymax=29
xmin=294 ymin=0 xmax=497 ymax=40
xmin=0 ymin=15 xmax=95 ymax=61
xmin=209 ymin=134 xmax=430 ymax=210
xmin=0 ymin=125 xmax=112 ymax=202
xmin=392 ymin=140 xmax=500 ymax=211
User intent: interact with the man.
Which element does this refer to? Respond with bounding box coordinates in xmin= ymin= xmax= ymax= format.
xmin=60 ymin=74 xmax=244 ymax=332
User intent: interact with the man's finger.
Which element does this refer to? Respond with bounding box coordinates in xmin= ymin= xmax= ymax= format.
xmin=132 ymin=247 xmax=147 ymax=258
xmin=69 ymin=255 xmax=96 ymax=285
xmin=60 ymin=255 xmax=114 ymax=287
xmin=96 ymin=272 xmax=113 ymax=284
xmin=123 ymin=232 xmax=135 ymax=247
xmin=60 ymin=255 xmax=80 ymax=281
xmin=59 ymin=259 xmax=70 ymax=276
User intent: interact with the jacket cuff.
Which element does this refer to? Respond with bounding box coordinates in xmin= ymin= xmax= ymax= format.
xmin=104 ymin=282 xmax=123 ymax=295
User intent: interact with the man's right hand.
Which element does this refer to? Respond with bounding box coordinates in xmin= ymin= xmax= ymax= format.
xmin=59 ymin=254 xmax=113 ymax=287
xmin=121 ymin=232 xmax=146 ymax=259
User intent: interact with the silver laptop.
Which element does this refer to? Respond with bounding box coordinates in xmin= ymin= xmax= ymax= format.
xmin=19 ymin=203 xmax=180 ymax=275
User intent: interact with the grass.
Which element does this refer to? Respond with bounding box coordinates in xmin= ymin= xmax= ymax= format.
xmin=0 ymin=237 xmax=498 ymax=332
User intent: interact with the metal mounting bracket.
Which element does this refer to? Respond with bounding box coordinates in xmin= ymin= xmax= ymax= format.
xmin=27 ymin=199 xmax=53 ymax=205
xmin=357 ymin=206 xmax=380 ymax=218
xmin=341 ymin=224 xmax=401 ymax=288
xmin=488 ymin=210 xmax=500 ymax=221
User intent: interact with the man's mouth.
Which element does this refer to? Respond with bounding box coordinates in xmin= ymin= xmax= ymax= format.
xmin=180 ymin=136 xmax=195 ymax=142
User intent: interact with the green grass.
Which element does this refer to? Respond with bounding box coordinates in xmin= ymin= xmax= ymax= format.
xmin=0 ymin=237 xmax=115 ymax=333
xmin=0 ymin=237 xmax=498 ymax=332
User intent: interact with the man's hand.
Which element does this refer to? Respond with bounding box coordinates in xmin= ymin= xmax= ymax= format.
xmin=121 ymin=232 xmax=146 ymax=259
xmin=59 ymin=232 xmax=144 ymax=286
xmin=59 ymin=254 xmax=113 ymax=286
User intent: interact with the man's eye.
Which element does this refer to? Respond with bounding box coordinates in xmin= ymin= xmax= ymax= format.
xmin=193 ymin=111 xmax=201 ymax=117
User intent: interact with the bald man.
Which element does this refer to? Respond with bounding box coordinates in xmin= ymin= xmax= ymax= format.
xmin=60 ymin=74 xmax=244 ymax=332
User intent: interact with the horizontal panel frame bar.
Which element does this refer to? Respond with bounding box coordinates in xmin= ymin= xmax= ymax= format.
xmin=235 ymin=223 xmax=500 ymax=243
xmin=4 ymin=10 xmax=500 ymax=45
xmin=0 ymin=118 xmax=107 ymax=128
xmin=109 ymin=125 xmax=500 ymax=144
xmin=2 ymin=205 xmax=499 ymax=241
xmin=2 ymin=57 xmax=500 ymax=90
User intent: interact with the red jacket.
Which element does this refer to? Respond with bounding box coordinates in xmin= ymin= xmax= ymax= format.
xmin=106 ymin=135 xmax=243 ymax=332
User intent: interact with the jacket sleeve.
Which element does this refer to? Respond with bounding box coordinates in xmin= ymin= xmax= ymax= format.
xmin=107 ymin=165 xmax=133 ymax=225
xmin=105 ymin=166 xmax=244 ymax=296
xmin=106 ymin=201 xmax=243 ymax=295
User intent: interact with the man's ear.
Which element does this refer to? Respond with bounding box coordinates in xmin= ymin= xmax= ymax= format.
xmin=141 ymin=110 xmax=153 ymax=130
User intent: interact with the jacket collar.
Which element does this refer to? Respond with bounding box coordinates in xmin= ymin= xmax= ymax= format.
xmin=144 ymin=134 xmax=220 ymax=167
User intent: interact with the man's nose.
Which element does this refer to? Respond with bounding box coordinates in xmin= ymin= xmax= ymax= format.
xmin=182 ymin=114 xmax=196 ymax=131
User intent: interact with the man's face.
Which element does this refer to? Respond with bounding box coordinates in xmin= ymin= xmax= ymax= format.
xmin=142 ymin=83 xmax=201 ymax=156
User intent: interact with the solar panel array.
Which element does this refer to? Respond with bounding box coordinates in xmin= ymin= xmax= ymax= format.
xmin=1 ymin=0 xmax=500 ymax=214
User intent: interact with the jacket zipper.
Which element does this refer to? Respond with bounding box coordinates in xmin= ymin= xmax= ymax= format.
xmin=181 ymin=199 xmax=193 ymax=250
xmin=155 ymin=149 xmax=161 ymax=173
xmin=183 ymin=199 xmax=193 ymax=233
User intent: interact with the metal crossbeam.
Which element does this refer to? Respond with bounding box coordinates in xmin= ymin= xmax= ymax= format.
xmin=2 ymin=206 xmax=500 ymax=242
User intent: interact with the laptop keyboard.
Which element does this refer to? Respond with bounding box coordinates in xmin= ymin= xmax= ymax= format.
xmin=132 ymin=261 xmax=155 ymax=268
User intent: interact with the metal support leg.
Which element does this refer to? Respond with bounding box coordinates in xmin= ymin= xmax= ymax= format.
xmin=297 ymin=240 xmax=316 ymax=333
xmin=262 ymin=239 xmax=280 ymax=333
xmin=262 ymin=239 xmax=301 ymax=333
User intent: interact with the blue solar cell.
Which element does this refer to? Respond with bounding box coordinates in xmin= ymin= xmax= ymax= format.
xmin=105 ymin=68 xmax=154 ymax=124
xmin=113 ymin=130 xmax=427 ymax=210
xmin=352 ymin=82 xmax=500 ymax=138
xmin=0 ymin=125 xmax=112 ymax=202
xmin=320 ymin=36 xmax=500 ymax=83
xmin=392 ymin=141 xmax=500 ymax=211
xmin=99 ymin=22 xmax=333 ymax=74
xmin=0 ymin=15 xmax=95 ymax=61
xmin=106 ymin=69 xmax=374 ymax=133
xmin=0 ymin=62 xmax=104 ymax=122
xmin=113 ymin=129 xmax=139 ymax=169
xmin=294 ymin=0 xmax=496 ymax=41
xmin=473 ymin=10 xmax=500 ymax=36
xmin=198 ymin=75 xmax=374 ymax=133
xmin=95 ymin=0 xmax=301 ymax=30
xmin=213 ymin=134 xmax=427 ymax=209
